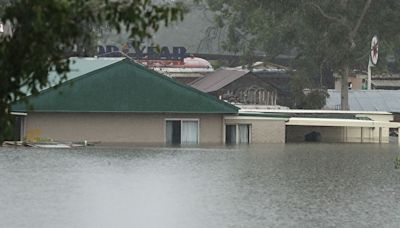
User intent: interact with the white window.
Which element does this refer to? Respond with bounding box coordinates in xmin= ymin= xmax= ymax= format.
xmin=166 ymin=119 xmax=199 ymax=144
xmin=225 ymin=124 xmax=251 ymax=144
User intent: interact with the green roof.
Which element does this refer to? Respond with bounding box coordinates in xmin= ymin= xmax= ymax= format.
xmin=12 ymin=58 xmax=239 ymax=114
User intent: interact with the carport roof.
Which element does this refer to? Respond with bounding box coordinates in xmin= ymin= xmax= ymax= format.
xmin=286 ymin=117 xmax=400 ymax=128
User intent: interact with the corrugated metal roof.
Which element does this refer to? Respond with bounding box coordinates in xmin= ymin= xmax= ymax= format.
xmin=12 ymin=58 xmax=239 ymax=114
xmin=326 ymin=90 xmax=400 ymax=112
xmin=189 ymin=69 xmax=249 ymax=92
xmin=372 ymin=80 xmax=400 ymax=88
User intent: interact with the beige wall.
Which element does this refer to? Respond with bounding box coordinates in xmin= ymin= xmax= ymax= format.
xmin=224 ymin=117 xmax=286 ymax=143
xmin=286 ymin=126 xmax=389 ymax=143
xmin=334 ymin=73 xmax=366 ymax=91
xmin=24 ymin=112 xmax=225 ymax=144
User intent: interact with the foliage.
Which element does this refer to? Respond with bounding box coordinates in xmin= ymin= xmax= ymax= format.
xmin=395 ymin=155 xmax=400 ymax=169
xmin=0 ymin=0 xmax=183 ymax=143
xmin=290 ymin=72 xmax=329 ymax=109
xmin=201 ymin=0 xmax=400 ymax=109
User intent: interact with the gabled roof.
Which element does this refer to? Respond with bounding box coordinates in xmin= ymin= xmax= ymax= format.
xmin=325 ymin=89 xmax=400 ymax=113
xmin=189 ymin=69 xmax=249 ymax=92
xmin=12 ymin=58 xmax=239 ymax=114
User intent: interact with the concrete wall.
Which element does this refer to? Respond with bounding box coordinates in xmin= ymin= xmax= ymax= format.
xmin=224 ymin=118 xmax=286 ymax=143
xmin=24 ymin=112 xmax=225 ymax=144
xmin=286 ymin=126 xmax=389 ymax=143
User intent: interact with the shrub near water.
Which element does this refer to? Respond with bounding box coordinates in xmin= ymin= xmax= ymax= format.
xmin=395 ymin=156 xmax=400 ymax=169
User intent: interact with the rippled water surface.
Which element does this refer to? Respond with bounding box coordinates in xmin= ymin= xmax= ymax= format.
xmin=1 ymin=143 xmax=400 ymax=228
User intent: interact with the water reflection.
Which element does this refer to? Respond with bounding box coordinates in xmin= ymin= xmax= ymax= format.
xmin=0 ymin=144 xmax=400 ymax=227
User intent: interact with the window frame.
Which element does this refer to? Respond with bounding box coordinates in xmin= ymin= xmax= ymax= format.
xmin=224 ymin=123 xmax=252 ymax=144
xmin=164 ymin=118 xmax=200 ymax=144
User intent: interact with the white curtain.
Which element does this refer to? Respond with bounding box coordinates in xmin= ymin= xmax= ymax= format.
xmin=239 ymin=124 xmax=249 ymax=144
xmin=181 ymin=121 xmax=198 ymax=144
xmin=226 ymin=125 xmax=236 ymax=144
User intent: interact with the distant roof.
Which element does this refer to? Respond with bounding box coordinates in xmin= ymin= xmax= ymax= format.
xmin=240 ymin=109 xmax=391 ymax=115
xmin=189 ymin=69 xmax=249 ymax=92
xmin=372 ymin=80 xmax=400 ymax=88
xmin=325 ymin=90 xmax=400 ymax=113
xmin=12 ymin=58 xmax=239 ymax=114
xmin=239 ymin=109 xmax=367 ymax=120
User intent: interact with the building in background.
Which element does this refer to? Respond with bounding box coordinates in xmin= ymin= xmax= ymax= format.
xmin=190 ymin=68 xmax=279 ymax=106
xmin=325 ymin=90 xmax=400 ymax=122
xmin=140 ymin=56 xmax=214 ymax=84
xmin=334 ymin=71 xmax=400 ymax=91
xmin=190 ymin=62 xmax=293 ymax=107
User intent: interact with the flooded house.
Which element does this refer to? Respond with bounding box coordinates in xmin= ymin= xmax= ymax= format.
xmin=10 ymin=58 xmax=400 ymax=146
xmin=11 ymin=58 xmax=240 ymax=145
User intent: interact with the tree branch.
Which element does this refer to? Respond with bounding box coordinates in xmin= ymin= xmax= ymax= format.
xmin=308 ymin=2 xmax=342 ymax=23
xmin=350 ymin=0 xmax=372 ymax=39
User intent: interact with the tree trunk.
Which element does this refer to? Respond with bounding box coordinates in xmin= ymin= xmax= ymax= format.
xmin=0 ymin=111 xmax=5 ymax=146
xmin=0 ymin=102 xmax=9 ymax=146
xmin=340 ymin=65 xmax=350 ymax=110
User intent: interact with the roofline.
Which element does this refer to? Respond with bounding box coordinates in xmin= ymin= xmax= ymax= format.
xmin=13 ymin=110 xmax=239 ymax=114
xmin=239 ymin=109 xmax=393 ymax=115
xmin=328 ymin=89 xmax=400 ymax=92
xmin=225 ymin=115 xmax=289 ymax=121
xmin=10 ymin=112 xmax=27 ymax=116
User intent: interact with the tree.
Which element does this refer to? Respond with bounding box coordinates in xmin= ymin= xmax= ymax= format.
xmin=201 ymin=0 xmax=400 ymax=109
xmin=0 ymin=0 xmax=183 ymax=144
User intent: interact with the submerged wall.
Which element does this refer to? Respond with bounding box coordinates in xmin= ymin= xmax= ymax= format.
xmin=24 ymin=112 xmax=224 ymax=144
xmin=286 ymin=126 xmax=389 ymax=143
xmin=224 ymin=117 xmax=286 ymax=143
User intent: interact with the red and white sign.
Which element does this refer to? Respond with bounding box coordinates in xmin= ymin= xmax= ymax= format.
xmin=370 ymin=35 xmax=378 ymax=65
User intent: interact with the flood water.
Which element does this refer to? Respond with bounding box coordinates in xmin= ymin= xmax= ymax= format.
xmin=1 ymin=143 xmax=400 ymax=228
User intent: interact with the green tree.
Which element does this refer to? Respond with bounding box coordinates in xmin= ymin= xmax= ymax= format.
xmin=201 ymin=0 xmax=400 ymax=109
xmin=0 ymin=0 xmax=183 ymax=144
